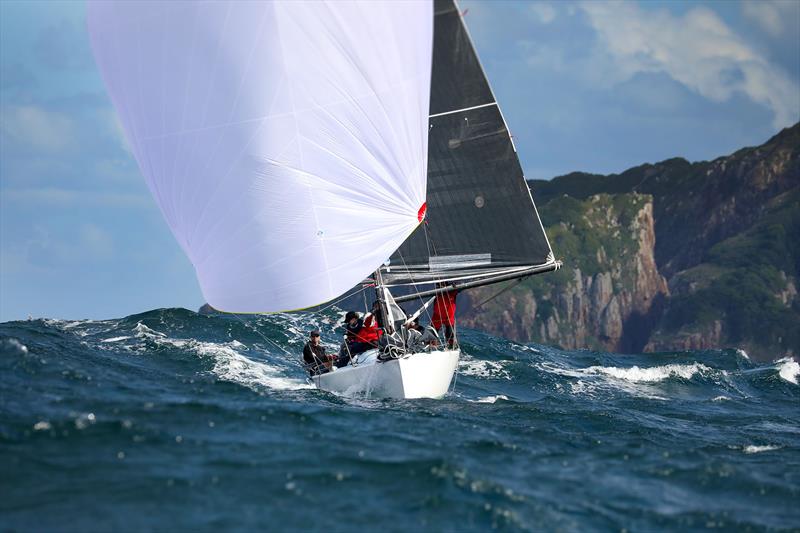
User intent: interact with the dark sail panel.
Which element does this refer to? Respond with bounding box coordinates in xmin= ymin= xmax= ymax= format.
xmin=429 ymin=0 xmax=494 ymax=115
xmin=387 ymin=0 xmax=554 ymax=284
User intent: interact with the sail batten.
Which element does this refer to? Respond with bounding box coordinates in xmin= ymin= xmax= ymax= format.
xmin=429 ymin=101 xmax=497 ymax=119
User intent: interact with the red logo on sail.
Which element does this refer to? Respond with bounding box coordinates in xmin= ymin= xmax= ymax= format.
xmin=417 ymin=202 xmax=427 ymax=222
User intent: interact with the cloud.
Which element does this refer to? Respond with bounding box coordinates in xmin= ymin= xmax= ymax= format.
xmin=1 ymin=105 xmax=76 ymax=153
xmin=580 ymin=1 xmax=800 ymax=128
xmin=34 ymin=18 xmax=95 ymax=71
xmin=741 ymin=0 xmax=794 ymax=37
xmin=530 ymin=3 xmax=557 ymax=25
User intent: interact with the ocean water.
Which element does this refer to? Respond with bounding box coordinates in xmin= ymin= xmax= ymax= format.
xmin=1 ymin=308 xmax=798 ymax=531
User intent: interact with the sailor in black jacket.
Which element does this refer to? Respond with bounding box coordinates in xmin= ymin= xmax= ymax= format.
xmin=303 ymin=330 xmax=334 ymax=375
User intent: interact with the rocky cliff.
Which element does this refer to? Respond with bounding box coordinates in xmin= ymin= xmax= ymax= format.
xmin=460 ymin=193 xmax=668 ymax=352
xmin=460 ymin=123 xmax=800 ymax=361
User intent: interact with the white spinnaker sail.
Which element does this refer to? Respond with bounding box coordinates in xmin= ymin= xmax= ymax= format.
xmin=87 ymin=1 xmax=432 ymax=312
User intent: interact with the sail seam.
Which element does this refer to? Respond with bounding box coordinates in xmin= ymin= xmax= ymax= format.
xmin=429 ymin=101 xmax=496 ymax=118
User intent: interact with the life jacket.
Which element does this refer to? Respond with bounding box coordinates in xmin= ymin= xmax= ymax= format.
xmin=354 ymin=314 xmax=380 ymax=344
xmin=431 ymin=290 xmax=458 ymax=329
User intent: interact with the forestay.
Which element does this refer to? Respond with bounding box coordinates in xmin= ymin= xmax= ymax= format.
xmin=88 ymin=1 xmax=433 ymax=312
xmin=386 ymin=0 xmax=553 ymax=286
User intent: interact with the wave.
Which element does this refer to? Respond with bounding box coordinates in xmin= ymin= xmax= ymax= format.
xmin=2 ymin=307 xmax=798 ymax=532
xmin=130 ymin=320 xmax=312 ymax=392
xmin=776 ymin=357 xmax=799 ymax=385
xmin=2 ymin=308 xmax=797 ymax=405
xmin=585 ymin=362 xmax=713 ymax=383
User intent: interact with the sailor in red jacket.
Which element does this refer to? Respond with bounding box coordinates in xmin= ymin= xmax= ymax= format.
xmin=430 ymin=286 xmax=458 ymax=348
xmin=337 ymin=310 xmax=381 ymax=366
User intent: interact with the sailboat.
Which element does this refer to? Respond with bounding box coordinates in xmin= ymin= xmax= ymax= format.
xmin=88 ymin=0 xmax=559 ymax=399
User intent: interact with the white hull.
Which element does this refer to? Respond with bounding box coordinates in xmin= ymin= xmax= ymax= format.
xmin=312 ymin=349 xmax=460 ymax=399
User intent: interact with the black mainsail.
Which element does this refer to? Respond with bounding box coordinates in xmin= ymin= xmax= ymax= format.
xmin=387 ymin=0 xmax=558 ymax=297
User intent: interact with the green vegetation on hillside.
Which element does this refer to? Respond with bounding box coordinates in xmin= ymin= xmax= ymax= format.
xmin=661 ymin=192 xmax=800 ymax=352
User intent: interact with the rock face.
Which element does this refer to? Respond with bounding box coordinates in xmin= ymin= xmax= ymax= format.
xmin=460 ymin=194 xmax=668 ymax=352
xmin=460 ymin=123 xmax=800 ymax=361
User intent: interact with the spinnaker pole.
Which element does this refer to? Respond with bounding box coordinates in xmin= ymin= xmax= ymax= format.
xmin=393 ymin=260 xmax=561 ymax=304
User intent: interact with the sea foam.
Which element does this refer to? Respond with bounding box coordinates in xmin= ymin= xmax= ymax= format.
xmin=132 ymin=322 xmax=312 ymax=391
xmin=458 ymin=357 xmax=510 ymax=380
xmin=743 ymin=444 xmax=782 ymax=454
xmin=587 ymin=362 xmax=711 ymax=383
xmin=776 ymin=357 xmax=799 ymax=385
xmin=473 ymin=395 xmax=509 ymax=404
xmin=537 ymin=361 xmax=716 ymax=400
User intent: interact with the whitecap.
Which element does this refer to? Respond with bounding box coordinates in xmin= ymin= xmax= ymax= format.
xmin=540 ymin=361 xmax=712 ymax=383
xmin=134 ymin=322 xmax=166 ymax=338
xmin=43 ymin=318 xmax=92 ymax=336
xmin=535 ymin=361 xmax=707 ymax=400
xmin=472 ymin=395 xmax=509 ymax=404
xmin=459 ymin=358 xmax=510 ymax=380
xmin=136 ymin=325 xmax=311 ymax=392
xmin=101 ymin=336 xmax=131 ymax=343
xmin=711 ymin=395 xmax=730 ymax=402
xmin=776 ymin=357 xmax=799 ymax=385
xmin=735 ymin=348 xmax=750 ymax=361
xmin=743 ymin=444 xmax=782 ymax=454
xmin=33 ymin=421 xmax=51 ymax=431
xmin=203 ymin=342 xmax=312 ymax=391
xmin=588 ymin=362 xmax=711 ymax=383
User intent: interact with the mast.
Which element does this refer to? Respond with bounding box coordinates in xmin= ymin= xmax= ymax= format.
xmin=373 ymin=268 xmax=393 ymax=334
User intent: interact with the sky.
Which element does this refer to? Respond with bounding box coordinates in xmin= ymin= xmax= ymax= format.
xmin=1 ymin=0 xmax=798 ymax=321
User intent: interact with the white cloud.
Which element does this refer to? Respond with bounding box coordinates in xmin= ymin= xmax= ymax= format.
xmin=530 ymin=2 xmax=557 ymax=25
xmin=741 ymin=0 xmax=793 ymax=37
xmin=580 ymin=1 xmax=800 ymax=128
xmin=1 ymin=105 xmax=76 ymax=153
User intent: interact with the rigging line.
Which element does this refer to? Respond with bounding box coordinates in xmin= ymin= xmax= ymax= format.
xmin=396 ymin=249 xmax=434 ymax=326
xmin=450 ymin=361 xmax=459 ymax=395
xmin=469 ymin=277 xmax=526 ymax=312
xmin=229 ymin=313 xmax=292 ymax=357
xmin=422 ymin=218 xmax=433 ymax=259
xmin=425 ymin=218 xmax=440 ymax=258
xmin=315 ymin=285 xmax=370 ymax=314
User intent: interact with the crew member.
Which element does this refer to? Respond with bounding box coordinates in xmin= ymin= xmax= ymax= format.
xmin=338 ymin=310 xmax=381 ymax=366
xmin=430 ymin=285 xmax=458 ymax=348
xmin=404 ymin=318 xmax=440 ymax=352
xmin=302 ymin=330 xmax=336 ymax=376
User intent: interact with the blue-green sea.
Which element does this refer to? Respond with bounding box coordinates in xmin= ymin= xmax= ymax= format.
xmin=1 ymin=308 xmax=798 ymax=531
